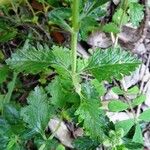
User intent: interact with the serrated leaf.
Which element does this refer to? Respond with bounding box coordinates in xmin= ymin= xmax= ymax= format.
xmin=80 ymin=16 xmax=99 ymax=40
xmin=81 ymin=81 xmax=99 ymax=100
xmin=21 ymin=86 xmax=53 ymax=133
xmin=6 ymin=45 xmax=54 ymax=74
xmin=6 ymin=45 xmax=72 ymax=76
xmin=86 ymin=48 xmax=140 ymax=82
xmin=84 ymin=0 xmax=110 ymax=15
xmin=132 ymin=123 xmax=143 ymax=144
xmin=48 ymin=8 xmax=72 ymax=32
xmin=103 ymin=23 xmax=120 ymax=34
xmin=115 ymin=119 xmax=135 ymax=135
xmin=139 ymin=109 xmax=150 ymax=122
xmin=51 ymin=46 xmax=72 ymax=78
xmin=129 ymin=3 xmax=144 ymax=27
xmin=3 ymin=104 xmax=20 ymax=125
xmin=35 ymin=137 xmax=58 ymax=150
xmin=108 ymin=100 xmax=129 ymax=112
xmin=75 ymin=99 xmax=106 ymax=140
xmin=91 ymin=79 xmax=106 ymax=97
xmin=132 ymin=95 xmax=145 ymax=107
xmin=113 ymin=8 xmax=128 ymax=25
xmin=46 ymin=77 xmax=79 ymax=108
xmin=73 ymin=136 xmax=99 ymax=150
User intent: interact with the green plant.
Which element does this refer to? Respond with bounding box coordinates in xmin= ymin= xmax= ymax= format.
xmin=0 ymin=0 xmax=148 ymax=150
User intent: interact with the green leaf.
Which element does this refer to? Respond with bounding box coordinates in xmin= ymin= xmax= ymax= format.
xmin=0 ymin=50 xmax=5 ymax=61
xmin=0 ymin=94 xmax=4 ymax=111
xmin=124 ymin=140 xmax=143 ymax=149
xmin=80 ymin=16 xmax=99 ymax=40
xmin=35 ymin=137 xmax=58 ymax=150
xmin=73 ymin=136 xmax=99 ymax=150
xmin=103 ymin=23 xmax=120 ymax=34
xmin=0 ymin=20 xmax=17 ymax=43
xmin=75 ymin=99 xmax=106 ymax=140
xmin=56 ymin=144 xmax=66 ymax=150
xmin=21 ymin=86 xmax=53 ymax=133
xmin=86 ymin=47 xmax=140 ymax=82
xmin=0 ymin=65 xmax=9 ymax=84
xmin=6 ymin=44 xmax=54 ymax=74
xmin=139 ymin=109 xmax=150 ymax=122
xmin=108 ymin=100 xmax=129 ymax=112
xmin=91 ymin=79 xmax=106 ymax=97
xmin=6 ymin=136 xmax=21 ymax=150
xmin=84 ymin=0 xmax=110 ymax=15
xmin=48 ymin=8 xmax=72 ymax=32
xmin=6 ymin=45 xmax=71 ymax=76
xmin=50 ymin=46 xmax=72 ymax=78
xmin=81 ymin=81 xmax=99 ymax=100
xmin=46 ymin=77 xmax=79 ymax=108
xmin=115 ymin=119 xmax=135 ymax=135
xmin=132 ymin=123 xmax=143 ymax=144
xmin=127 ymin=86 xmax=140 ymax=95
xmin=3 ymin=104 xmax=20 ymax=125
xmin=132 ymin=95 xmax=145 ymax=107
xmin=113 ymin=8 xmax=128 ymax=25
xmin=129 ymin=3 xmax=144 ymax=27
xmin=112 ymin=86 xmax=124 ymax=95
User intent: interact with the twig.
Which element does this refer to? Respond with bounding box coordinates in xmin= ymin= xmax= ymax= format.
xmin=136 ymin=53 xmax=150 ymax=117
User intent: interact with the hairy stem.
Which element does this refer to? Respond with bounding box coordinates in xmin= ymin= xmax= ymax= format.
xmin=71 ymin=0 xmax=80 ymax=81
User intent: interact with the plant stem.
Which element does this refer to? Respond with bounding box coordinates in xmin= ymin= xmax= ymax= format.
xmin=114 ymin=0 xmax=128 ymax=47
xmin=71 ymin=0 xmax=80 ymax=79
xmin=4 ymin=72 xmax=18 ymax=104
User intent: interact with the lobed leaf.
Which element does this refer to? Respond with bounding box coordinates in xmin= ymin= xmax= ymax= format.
xmin=21 ymin=86 xmax=53 ymax=133
xmin=6 ymin=45 xmax=72 ymax=76
xmin=86 ymin=47 xmax=140 ymax=82
xmin=46 ymin=77 xmax=79 ymax=108
xmin=6 ymin=45 xmax=54 ymax=74
xmin=75 ymin=99 xmax=106 ymax=140
xmin=48 ymin=8 xmax=72 ymax=32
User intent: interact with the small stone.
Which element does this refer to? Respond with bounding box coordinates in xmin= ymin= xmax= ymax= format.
xmin=88 ymin=32 xmax=112 ymax=48
xmin=77 ymin=43 xmax=89 ymax=58
xmin=134 ymin=43 xmax=146 ymax=55
xmin=113 ymin=0 xmax=120 ymax=5
xmin=48 ymin=118 xmax=73 ymax=148
xmin=107 ymin=112 xmax=133 ymax=122
xmin=121 ymin=64 xmax=149 ymax=89
xmin=104 ymin=89 xmax=119 ymax=100
xmin=145 ymin=39 xmax=150 ymax=44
